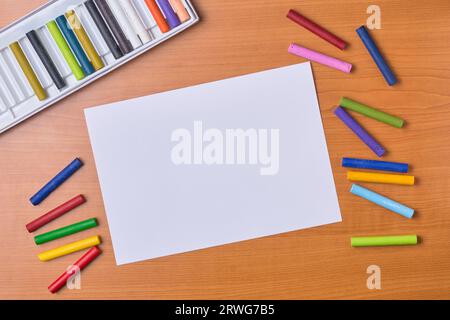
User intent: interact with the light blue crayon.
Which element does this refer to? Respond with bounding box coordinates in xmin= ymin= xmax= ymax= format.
xmin=350 ymin=184 xmax=414 ymax=218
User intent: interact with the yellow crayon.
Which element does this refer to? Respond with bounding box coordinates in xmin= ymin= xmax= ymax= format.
xmin=347 ymin=171 xmax=415 ymax=186
xmin=38 ymin=235 xmax=101 ymax=261
xmin=65 ymin=10 xmax=104 ymax=71
xmin=9 ymin=42 xmax=47 ymax=101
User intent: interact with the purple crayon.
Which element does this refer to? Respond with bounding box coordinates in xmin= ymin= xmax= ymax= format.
xmin=334 ymin=106 xmax=385 ymax=157
xmin=156 ymin=0 xmax=181 ymax=29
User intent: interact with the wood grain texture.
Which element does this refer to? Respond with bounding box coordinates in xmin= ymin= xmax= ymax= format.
xmin=0 ymin=0 xmax=449 ymax=299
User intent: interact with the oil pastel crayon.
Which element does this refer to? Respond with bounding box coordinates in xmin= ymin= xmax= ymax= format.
xmin=30 ymin=158 xmax=83 ymax=205
xmin=9 ymin=42 xmax=47 ymax=100
xmin=351 ymin=235 xmax=417 ymax=247
xmin=38 ymin=235 xmax=101 ymax=261
xmin=26 ymin=194 xmax=86 ymax=232
xmin=35 ymin=218 xmax=98 ymax=244
xmin=347 ymin=171 xmax=415 ymax=186
xmin=144 ymin=0 xmax=170 ymax=33
xmin=340 ymin=97 xmax=404 ymax=128
xmin=288 ymin=43 xmax=352 ymax=73
xmin=350 ymin=184 xmax=414 ymax=218
xmin=85 ymin=0 xmax=124 ymax=59
xmin=287 ymin=9 xmax=347 ymax=50
xmin=47 ymin=20 xmax=85 ymax=80
xmin=107 ymin=0 xmax=142 ymax=49
xmin=118 ymin=0 xmax=152 ymax=43
xmin=169 ymin=0 xmax=190 ymax=22
xmin=334 ymin=106 xmax=385 ymax=157
xmin=95 ymin=0 xmax=134 ymax=54
xmin=356 ymin=26 xmax=397 ymax=86
xmin=342 ymin=157 xmax=408 ymax=173
xmin=48 ymin=246 xmax=102 ymax=293
xmin=56 ymin=15 xmax=95 ymax=76
xmin=26 ymin=30 xmax=66 ymax=90
xmin=157 ymin=0 xmax=181 ymax=29
xmin=65 ymin=10 xmax=105 ymax=71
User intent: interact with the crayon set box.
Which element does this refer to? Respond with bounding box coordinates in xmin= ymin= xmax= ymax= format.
xmin=0 ymin=0 xmax=199 ymax=133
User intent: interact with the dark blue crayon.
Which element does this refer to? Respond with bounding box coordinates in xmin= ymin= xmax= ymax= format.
xmin=342 ymin=157 xmax=408 ymax=173
xmin=30 ymin=158 xmax=83 ymax=205
xmin=55 ymin=15 xmax=95 ymax=76
xmin=356 ymin=26 xmax=397 ymax=86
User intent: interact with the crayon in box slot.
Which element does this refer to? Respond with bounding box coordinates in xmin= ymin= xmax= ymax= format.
xmin=0 ymin=0 xmax=199 ymax=134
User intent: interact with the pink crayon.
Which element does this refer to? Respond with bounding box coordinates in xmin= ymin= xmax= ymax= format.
xmin=288 ymin=43 xmax=352 ymax=73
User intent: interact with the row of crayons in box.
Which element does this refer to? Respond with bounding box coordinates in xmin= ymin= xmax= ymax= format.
xmin=0 ymin=0 xmax=191 ymax=108
xmin=26 ymin=158 xmax=103 ymax=293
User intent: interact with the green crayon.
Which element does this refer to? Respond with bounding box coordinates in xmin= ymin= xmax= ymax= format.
xmin=34 ymin=218 xmax=98 ymax=245
xmin=351 ymin=235 xmax=417 ymax=247
xmin=340 ymin=97 xmax=405 ymax=128
xmin=46 ymin=20 xmax=85 ymax=81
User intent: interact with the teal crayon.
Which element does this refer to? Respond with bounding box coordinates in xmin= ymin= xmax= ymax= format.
xmin=56 ymin=15 xmax=95 ymax=76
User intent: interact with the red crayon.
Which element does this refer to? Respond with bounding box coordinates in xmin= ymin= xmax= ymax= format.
xmin=26 ymin=194 xmax=86 ymax=233
xmin=48 ymin=246 xmax=102 ymax=294
xmin=287 ymin=9 xmax=347 ymax=50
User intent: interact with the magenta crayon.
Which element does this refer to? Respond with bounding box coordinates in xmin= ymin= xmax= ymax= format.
xmin=288 ymin=43 xmax=352 ymax=73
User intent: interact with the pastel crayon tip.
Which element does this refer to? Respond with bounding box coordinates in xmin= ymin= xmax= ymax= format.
xmin=374 ymin=145 xmax=386 ymax=157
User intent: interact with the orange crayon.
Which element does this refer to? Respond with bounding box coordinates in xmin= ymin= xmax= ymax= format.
xmin=144 ymin=0 xmax=170 ymax=33
xmin=169 ymin=0 xmax=190 ymax=22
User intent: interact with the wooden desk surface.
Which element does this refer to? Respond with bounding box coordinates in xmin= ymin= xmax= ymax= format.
xmin=1 ymin=0 xmax=449 ymax=299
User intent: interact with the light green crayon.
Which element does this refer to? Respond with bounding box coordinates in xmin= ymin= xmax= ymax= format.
xmin=46 ymin=20 xmax=84 ymax=81
xmin=340 ymin=97 xmax=405 ymax=128
xmin=351 ymin=235 xmax=418 ymax=247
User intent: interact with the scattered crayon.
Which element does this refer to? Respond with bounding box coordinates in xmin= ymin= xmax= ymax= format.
xmin=340 ymin=97 xmax=404 ymax=128
xmin=26 ymin=194 xmax=86 ymax=232
xmin=38 ymin=235 xmax=101 ymax=261
xmin=342 ymin=157 xmax=408 ymax=173
xmin=30 ymin=158 xmax=83 ymax=206
xmin=356 ymin=26 xmax=397 ymax=86
xmin=350 ymin=184 xmax=414 ymax=218
xmin=35 ymin=218 xmax=98 ymax=245
xmin=286 ymin=9 xmax=347 ymax=50
xmin=351 ymin=235 xmax=418 ymax=247
xmin=48 ymin=246 xmax=102 ymax=293
xmin=347 ymin=171 xmax=415 ymax=186
xmin=288 ymin=43 xmax=352 ymax=73
xmin=334 ymin=107 xmax=385 ymax=157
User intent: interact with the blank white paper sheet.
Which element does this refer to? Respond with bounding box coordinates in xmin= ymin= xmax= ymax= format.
xmin=85 ymin=62 xmax=341 ymax=265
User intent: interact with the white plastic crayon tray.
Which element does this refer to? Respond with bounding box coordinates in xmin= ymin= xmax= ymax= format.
xmin=0 ymin=0 xmax=199 ymax=133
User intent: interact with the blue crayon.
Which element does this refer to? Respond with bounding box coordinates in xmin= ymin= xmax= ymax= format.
xmin=30 ymin=158 xmax=83 ymax=205
xmin=157 ymin=0 xmax=181 ymax=29
xmin=350 ymin=184 xmax=414 ymax=219
xmin=356 ymin=26 xmax=397 ymax=86
xmin=342 ymin=157 xmax=408 ymax=173
xmin=56 ymin=15 xmax=95 ymax=76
